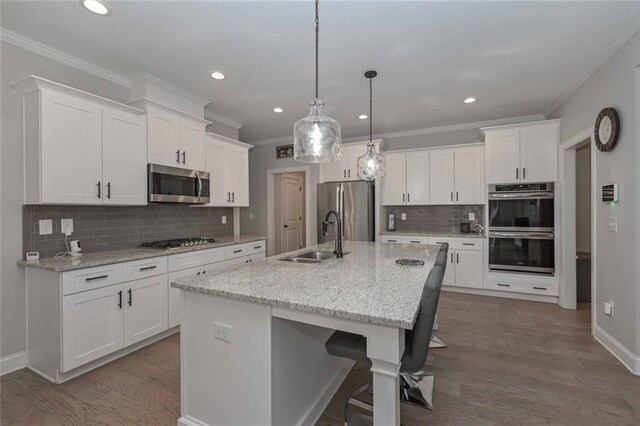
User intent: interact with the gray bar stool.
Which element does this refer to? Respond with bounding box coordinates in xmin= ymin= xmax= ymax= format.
xmin=431 ymin=243 xmax=449 ymax=349
xmin=325 ymin=257 xmax=447 ymax=425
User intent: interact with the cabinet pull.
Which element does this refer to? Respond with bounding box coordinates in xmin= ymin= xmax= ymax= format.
xmin=435 ymin=241 xmax=446 ymax=245
xmin=407 ymin=193 xmax=410 ymax=203
xmin=97 ymin=182 xmax=101 ymax=199
xmin=533 ymin=286 xmax=546 ymax=291
xmin=348 ymin=169 xmax=351 ymax=178
xmin=462 ymin=243 xmax=475 ymax=246
xmin=497 ymin=283 xmax=510 ymax=287
xmin=232 ymin=192 xmax=235 ymax=203
xmin=516 ymin=168 xmax=519 ymax=180
xmin=344 ymin=169 xmax=347 ymax=178
xmin=402 ymin=193 xmax=405 ymax=203
xmin=410 ymin=240 xmax=421 ymax=243
xmin=456 ymin=253 xmax=459 ymax=264
xmin=227 ymin=192 xmax=231 ymax=202
xmin=253 ymin=246 xmax=262 ymax=249
xmin=450 ymin=192 xmax=453 ymax=202
xmin=456 ymin=191 xmax=459 ymax=202
xmin=182 ymin=151 xmax=186 ymax=164
xmin=85 ymin=275 xmax=108 ymax=282
xmin=387 ymin=239 xmax=397 ymax=243
xmin=202 ymin=270 xmax=206 ymax=274
xmin=450 ymin=252 xmax=454 ymax=263
xmin=106 ymin=182 xmax=111 ymax=199
xmin=176 ymin=150 xmax=180 ymax=163
xmin=127 ymin=288 xmax=132 ymax=306
xmin=117 ymin=290 xmax=123 ymax=309
xmin=523 ymin=168 xmax=526 ymax=180
xmin=233 ymin=249 xmax=243 ymax=254
xmin=139 ymin=265 xmax=157 ymax=271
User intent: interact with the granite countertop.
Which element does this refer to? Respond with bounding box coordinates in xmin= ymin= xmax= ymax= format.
xmin=17 ymin=235 xmax=266 ymax=272
xmin=172 ymin=241 xmax=439 ymax=329
xmin=379 ymin=230 xmax=486 ymax=239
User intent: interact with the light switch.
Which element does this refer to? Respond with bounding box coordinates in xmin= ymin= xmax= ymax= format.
xmin=468 ymin=212 xmax=476 ymax=221
xmin=604 ymin=300 xmax=614 ymax=318
xmin=39 ymin=220 xmax=53 ymax=235
xmin=608 ymin=216 xmax=618 ymax=232
xmin=401 ymin=213 xmax=406 ymax=221
xmin=222 ymin=215 xmax=227 ymax=224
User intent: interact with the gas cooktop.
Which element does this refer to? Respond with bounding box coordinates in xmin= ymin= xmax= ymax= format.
xmin=141 ymin=237 xmax=216 ymax=250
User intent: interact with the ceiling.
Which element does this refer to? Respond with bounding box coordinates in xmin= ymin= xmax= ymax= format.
xmin=2 ymin=1 xmax=640 ymax=142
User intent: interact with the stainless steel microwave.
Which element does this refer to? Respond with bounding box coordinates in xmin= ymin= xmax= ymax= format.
xmin=148 ymin=164 xmax=210 ymax=204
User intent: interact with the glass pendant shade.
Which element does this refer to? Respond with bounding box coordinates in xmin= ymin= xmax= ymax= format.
xmin=294 ymin=99 xmax=342 ymax=163
xmin=357 ymin=143 xmax=386 ymax=181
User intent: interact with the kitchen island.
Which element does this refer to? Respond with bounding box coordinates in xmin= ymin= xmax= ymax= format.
xmin=172 ymin=241 xmax=439 ymax=426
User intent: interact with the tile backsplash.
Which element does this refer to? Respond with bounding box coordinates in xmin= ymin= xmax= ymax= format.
xmin=23 ymin=204 xmax=234 ymax=258
xmin=382 ymin=205 xmax=484 ymax=233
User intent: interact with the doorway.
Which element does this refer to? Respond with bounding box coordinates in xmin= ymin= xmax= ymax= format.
xmin=575 ymin=143 xmax=592 ymax=310
xmin=273 ymin=172 xmax=306 ymax=255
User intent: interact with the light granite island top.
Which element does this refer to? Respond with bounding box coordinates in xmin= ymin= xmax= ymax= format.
xmin=172 ymin=240 xmax=439 ymax=329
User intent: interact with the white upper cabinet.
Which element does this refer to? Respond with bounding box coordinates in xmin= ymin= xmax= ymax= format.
xmin=136 ymin=100 xmax=209 ymax=171
xmin=17 ymin=76 xmax=147 ymax=205
xmin=205 ymin=133 xmax=252 ymax=207
xmin=382 ymin=151 xmax=430 ymax=205
xmin=406 ymin=151 xmax=430 ymax=205
xmin=429 ymin=149 xmax=455 ymax=205
xmin=319 ymin=141 xmax=381 ymax=182
xmin=102 ymin=107 xmax=147 ymax=205
xmin=484 ymin=120 xmax=559 ymax=184
xmin=382 ymin=153 xmax=408 ymax=205
xmin=454 ymin=146 xmax=484 ymax=204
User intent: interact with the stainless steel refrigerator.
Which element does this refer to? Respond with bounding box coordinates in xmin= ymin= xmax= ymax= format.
xmin=317 ymin=181 xmax=375 ymax=243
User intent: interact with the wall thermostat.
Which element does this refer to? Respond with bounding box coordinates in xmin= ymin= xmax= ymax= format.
xmin=25 ymin=251 xmax=40 ymax=261
xmin=602 ymin=183 xmax=619 ymax=203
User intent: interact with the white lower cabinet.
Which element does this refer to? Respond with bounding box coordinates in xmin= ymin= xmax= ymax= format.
xmin=62 ymin=284 xmax=125 ymax=372
xmin=124 ymin=275 xmax=169 ymax=346
xmin=452 ymin=249 xmax=483 ymax=289
xmin=168 ymin=263 xmax=225 ymax=328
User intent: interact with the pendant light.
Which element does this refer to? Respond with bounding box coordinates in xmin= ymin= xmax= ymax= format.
xmin=293 ymin=0 xmax=342 ymax=163
xmin=357 ymin=70 xmax=386 ymax=180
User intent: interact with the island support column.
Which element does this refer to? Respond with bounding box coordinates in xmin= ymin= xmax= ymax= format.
xmin=365 ymin=325 xmax=405 ymax=426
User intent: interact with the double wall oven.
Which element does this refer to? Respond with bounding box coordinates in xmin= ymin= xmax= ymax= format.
xmin=488 ymin=183 xmax=555 ymax=275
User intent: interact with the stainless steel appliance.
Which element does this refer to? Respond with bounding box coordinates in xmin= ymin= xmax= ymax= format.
xmin=317 ymin=181 xmax=375 ymax=243
xmin=141 ymin=237 xmax=216 ymax=250
xmin=488 ymin=183 xmax=555 ymax=275
xmin=148 ymin=164 xmax=210 ymax=204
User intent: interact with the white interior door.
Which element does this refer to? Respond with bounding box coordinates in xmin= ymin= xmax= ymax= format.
xmin=454 ymin=146 xmax=484 ymax=204
xmin=124 ymin=275 xmax=168 ymax=346
xmin=485 ymin=128 xmax=520 ymax=184
xmin=381 ymin=153 xmax=406 ymax=205
xmin=280 ymin=174 xmax=303 ymax=253
xmin=520 ymin=124 xmax=559 ymax=183
xmin=102 ymin=107 xmax=147 ymax=205
xmin=406 ymin=150 xmax=430 ymax=205
xmin=147 ymin=106 xmax=181 ymax=167
xmin=62 ymin=284 xmax=124 ymax=372
xmin=41 ymin=90 xmax=103 ymax=204
xmin=179 ymin=118 xmax=205 ymax=171
xmin=429 ymin=149 xmax=455 ymax=205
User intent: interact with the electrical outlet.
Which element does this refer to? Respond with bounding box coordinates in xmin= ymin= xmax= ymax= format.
xmin=604 ymin=301 xmax=614 ymax=318
xmin=468 ymin=212 xmax=475 ymax=221
xmin=608 ymin=216 xmax=618 ymax=232
xmin=39 ymin=220 xmax=53 ymax=235
xmin=222 ymin=215 xmax=227 ymax=224
xmin=61 ymin=219 xmax=74 ymax=235
xmin=401 ymin=213 xmax=406 ymax=221
xmin=214 ymin=322 xmax=232 ymax=343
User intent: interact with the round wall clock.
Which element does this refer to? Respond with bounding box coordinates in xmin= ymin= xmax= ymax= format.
xmin=594 ymin=107 xmax=620 ymax=152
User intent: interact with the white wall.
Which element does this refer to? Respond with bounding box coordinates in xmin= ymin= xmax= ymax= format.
xmin=550 ymin=30 xmax=640 ymax=355
xmin=575 ymin=144 xmax=591 ymax=254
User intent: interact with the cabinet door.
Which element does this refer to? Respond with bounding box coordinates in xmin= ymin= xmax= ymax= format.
xmin=429 ymin=149 xmax=455 ymax=205
xmin=381 ymin=153 xmax=406 ymax=205
xmin=454 ymin=146 xmax=484 ymax=204
xmin=41 ymin=90 xmax=103 ymax=204
xmin=454 ymin=249 xmax=483 ymax=288
xmin=320 ymin=155 xmax=349 ymax=183
xmin=179 ymin=118 xmax=205 ymax=171
xmin=62 ymin=285 xmax=124 ymax=372
xmin=430 ymin=238 xmax=455 ymax=286
xmin=346 ymin=144 xmax=369 ymax=181
xmin=147 ymin=106 xmax=181 ymax=167
xmin=406 ymin=150 xmax=430 ymax=205
xmin=520 ymin=124 xmax=558 ymax=183
xmin=228 ymin=146 xmax=249 ymax=206
xmin=485 ymin=128 xmax=520 ymax=184
xmin=102 ymin=108 xmax=147 ymax=205
xmin=205 ymin=139 xmax=231 ymax=206
xmin=123 ymin=275 xmax=168 ymax=346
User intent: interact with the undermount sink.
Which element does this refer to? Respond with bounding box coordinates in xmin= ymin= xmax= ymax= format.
xmin=280 ymin=250 xmax=346 ymax=263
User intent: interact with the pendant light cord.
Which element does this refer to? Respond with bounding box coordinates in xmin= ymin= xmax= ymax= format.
xmin=369 ymin=77 xmax=373 ymax=145
xmin=315 ymin=0 xmax=319 ymax=99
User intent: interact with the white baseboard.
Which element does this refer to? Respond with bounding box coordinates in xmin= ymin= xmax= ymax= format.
xmin=593 ymin=325 xmax=640 ymax=375
xmin=178 ymin=415 xmax=210 ymax=426
xmin=1 ymin=351 xmax=26 ymax=376
xmin=297 ymin=359 xmax=355 ymax=426
xmin=442 ymin=286 xmax=559 ymax=304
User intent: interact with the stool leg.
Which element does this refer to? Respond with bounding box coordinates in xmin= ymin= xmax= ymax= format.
xmin=400 ymin=371 xmax=434 ymax=410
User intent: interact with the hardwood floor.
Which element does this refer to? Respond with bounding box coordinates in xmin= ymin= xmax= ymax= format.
xmin=2 ymin=293 xmax=639 ymax=425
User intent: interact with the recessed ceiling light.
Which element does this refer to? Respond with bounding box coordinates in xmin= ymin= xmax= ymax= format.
xmin=358 ymin=114 xmax=368 ymax=120
xmin=81 ymin=0 xmax=111 ymax=16
xmin=210 ymin=72 xmax=226 ymax=80
xmin=273 ymin=107 xmax=284 ymax=113
xmin=464 ymin=97 xmax=477 ymax=104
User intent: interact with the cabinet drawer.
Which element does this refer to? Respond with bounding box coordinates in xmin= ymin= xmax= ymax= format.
xmin=122 ymin=257 xmax=167 ymax=282
xmin=428 ymin=237 xmax=483 ymax=251
xmin=227 ymin=252 xmax=266 ymax=268
xmin=168 ymin=247 xmax=224 ymax=272
xmin=225 ymin=241 xmax=266 ymax=259
xmin=62 ymin=264 xmax=124 ymax=296
xmin=485 ymin=279 xmax=558 ymax=296
xmin=380 ymin=235 xmax=428 ymax=244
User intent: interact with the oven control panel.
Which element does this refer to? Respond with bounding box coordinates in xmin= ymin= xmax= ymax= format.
xmin=492 ymin=183 xmax=552 ymax=192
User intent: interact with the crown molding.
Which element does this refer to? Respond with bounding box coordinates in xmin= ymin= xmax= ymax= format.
xmin=249 ymin=114 xmax=545 ymax=147
xmin=545 ymin=10 xmax=640 ymax=117
xmin=1 ymin=27 xmax=130 ymax=87
xmin=204 ymin=109 xmax=244 ymax=130
xmin=129 ymin=73 xmax=210 ymax=109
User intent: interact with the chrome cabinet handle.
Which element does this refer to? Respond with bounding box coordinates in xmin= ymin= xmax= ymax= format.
xmin=86 ymin=275 xmax=108 ymax=282
xmin=106 ymin=182 xmax=111 ymax=199
xmin=127 ymin=288 xmax=132 ymax=306
xmin=139 ymin=265 xmax=157 ymax=271
xmin=182 ymin=151 xmax=186 ymax=164
xmin=97 ymin=182 xmax=101 ymax=199
xmin=196 ymin=171 xmax=202 ymax=202
xmin=176 ymin=150 xmax=180 ymax=163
